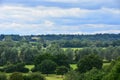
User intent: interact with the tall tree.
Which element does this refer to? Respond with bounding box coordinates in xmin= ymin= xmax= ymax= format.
xmin=77 ymin=54 xmax=103 ymax=73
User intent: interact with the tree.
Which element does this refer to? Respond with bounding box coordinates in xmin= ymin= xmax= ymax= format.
xmin=20 ymin=47 xmax=35 ymax=64
xmin=102 ymin=58 xmax=120 ymax=80
xmin=4 ymin=63 xmax=29 ymax=73
xmin=30 ymin=72 xmax=45 ymax=80
xmin=38 ymin=59 xmax=57 ymax=75
xmin=54 ymin=53 xmax=70 ymax=68
xmin=64 ymin=70 xmax=80 ymax=80
xmin=77 ymin=54 xmax=103 ymax=73
xmin=34 ymin=53 xmax=54 ymax=67
xmin=65 ymin=49 xmax=74 ymax=63
xmin=56 ymin=66 xmax=68 ymax=77
xmin=46 ymin=44 xmax=63 ymax=55
xmin=84 ymin=68 xmax=104 ymax=80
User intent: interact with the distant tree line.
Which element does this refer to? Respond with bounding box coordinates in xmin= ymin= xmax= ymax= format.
xmin=0 ymin=34 xmax=120 ymax=47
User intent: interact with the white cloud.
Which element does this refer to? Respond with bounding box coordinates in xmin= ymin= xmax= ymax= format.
xmin=93 ymin=30 xmax=120 ymax=34
xmin=44 ymin=0 xmax=119 ymax=4
xmin=0 ymin=5 xmax=120 ymax=34
xmin=0 ymin=5 xmax=119 ymax=22
xmin=0 ymin=22 xmax=119 ymax=35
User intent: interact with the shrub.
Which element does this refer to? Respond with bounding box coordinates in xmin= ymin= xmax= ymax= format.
xmin=0 ymin=68 xmax=4 ymax=72
xmin=0 ymin=73 xmax=7 ymax=80
xmin=77 ymin=54 xmax=103 ymax=73
xmin=30 ymin=72 xmax=45 ymax=80
xmin=38 ymin=59 xmax=57 ymax=75
xmin=31 ymin=67 xmax=38 ymax=72
xmin=4 ymin=63 xmax=29 ymax=73
xmin=56 ymin=66 xmax=68 ymax=75
xmin=23 ymin=75 xmax=31 ymax=80
xmin=9 ymin=72 xmax=24 ymax=80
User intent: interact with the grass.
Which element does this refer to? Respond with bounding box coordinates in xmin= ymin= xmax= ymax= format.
xmin=103 ymin=63 xmax=110 ymax=68
xmin=62 ymin=48 xmax=83 ymax=51
xmin=25 ymin=65 xmax=63 ymax=80
xmin=25 ymin=65 xmax=34 ymax=71
xmin=45 ymin=74 xmax=63 ymax=80
xmin=70 ymin=64 xmax=77 ymax=70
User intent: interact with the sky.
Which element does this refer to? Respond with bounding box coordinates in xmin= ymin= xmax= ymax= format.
xmin=0 ymin=0 xmax=120 ymax=35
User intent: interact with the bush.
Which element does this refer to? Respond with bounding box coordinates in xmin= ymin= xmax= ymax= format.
xmin=0 ymin=68 xmax=4 ymax=72
xmin=9 ymin=72 xmax=24 ymax=80
xmin=23 ymin=75 xmax=31 ymax=80
xmin=64 ymin=70 xmax=80 ymax=80
xmin=4 ymin=63 xmax=29 ymax=73
xmin=30 ymin=72 xmax=45 ymax=80
xmin=0 ymin=73 xmax=7 ymax=80
xmin=31 ymin=67 xmax=38 ymax=72
xmin=56 ymin=66 xmax=68 ymax=75
xmin=37 ymin=59 xmax=57 ymax=75
xmin=23 ymin=72 xmax=46 ymax=80
xmin=77 ymin=54 xmax=103 ymax=73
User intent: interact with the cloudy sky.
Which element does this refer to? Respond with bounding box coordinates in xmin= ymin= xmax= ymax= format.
xmin=0 ymin=0 xmax=120 ymax=35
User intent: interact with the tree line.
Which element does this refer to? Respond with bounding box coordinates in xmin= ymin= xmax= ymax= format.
xmin=0 ymin=34 xmax=120 ymax=47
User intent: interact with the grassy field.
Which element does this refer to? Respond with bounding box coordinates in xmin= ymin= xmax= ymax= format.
xmin=25 ymin=65 xmax=63 ymax=80
xmin=62 ymin=48 xmax=83 ymax=51
xmin=70 ymin=64 xmax=77 ymax=70
xmin=25 ymin=65 xmax=34 ymax=71
xmin=45 ymin=74 xmax=63 ymax=80
xmin=103 ymin=63 xmax=110 ymax=66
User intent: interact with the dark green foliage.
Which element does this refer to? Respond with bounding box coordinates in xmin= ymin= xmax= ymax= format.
xmin=54 ymin=53 xmax=70 ymax=68
xmin=30 ymin=72 xmax=45 ymax=80
xmin=34 ymin=53 xmax=54 ymax=66
xmin=4 ymin=63 xmax=29 ymax=73
xmin=0 ymin=73 xmax=7 ymax=80
xmin=9 ymin=72 xmax=24 ymax=80
xmin=64 ymin=70 xmax=80 ymax=80
xmin=77 ymin=54 xmax=103 ymax=73
xmin=23 ymin=73 xmax=45 ymax=80
xmin=65 ymin=49 xmax=74 ymax=63
xmin=102 ymin=59 xmax=120 ymax=80
xmin=84 ymin=68 xmax=104 ymax=80
xmin=56 ymin=66 xmax=68 ymax=75
xmin=64 ymin=68 xmax=104 ymax=80
xmin=20 ymin=47 xmax=36 ymax=64
xmin=23 ymin=75 xmax=31 ymax=80
xmin=38 ymin=59 xmax=57 ymax=75
xmin=0 ymin=68 xmax=4 ymax=72
xmin=31 ymin=67 xmax=38 ymax=72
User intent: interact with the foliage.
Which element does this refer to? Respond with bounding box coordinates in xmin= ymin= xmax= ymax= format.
xmin=102 ymin=58 xmax=120 ymax=80
xmin=29 ymin=72 xmax=45 ymax=80
xmin=0 ymin=73 xmax=7 ymax=80
xmin=9 ymin=72 xmax=24 ymax=80
xmin=84 ymin=68 xmax=104 ymax=80
xmin=4 ymin=63 xmax=29 ymax=73
xmin=56 ymin=66 xmax=68 ymax=75
xmin=77 ymin=54 xmax=103 ymax=73
xmin=64 ymin=70 xmax=80 ymax=80
xmin=54 ymin=53 xmax=70 ymax=68
xmin=38 ymin=59 xmax=57 ymax=75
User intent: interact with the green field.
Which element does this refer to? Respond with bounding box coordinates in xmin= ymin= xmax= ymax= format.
xmin=25 ymin=65 xmax=34 ymax=71
xmin=70 ymin=64 xmax=77 ymax=70
xmin=62 ymin=48 xmax=83 ymax=50
xmin=45 ymin=74 xmax=63 ymax=80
